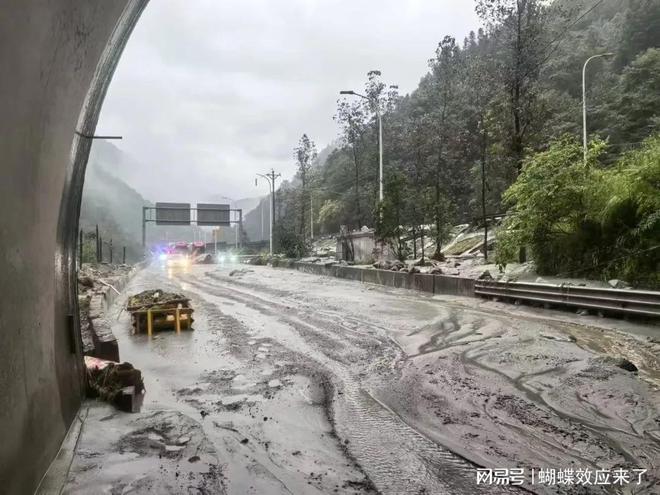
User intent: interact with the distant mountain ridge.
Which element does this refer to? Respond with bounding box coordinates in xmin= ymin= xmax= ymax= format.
xmin=81 ymin=141 xmax=269 ymax=254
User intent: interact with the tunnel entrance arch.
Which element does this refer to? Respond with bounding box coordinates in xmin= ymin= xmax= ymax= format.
xmin=0 ymin=2 xmax=148 ymax=493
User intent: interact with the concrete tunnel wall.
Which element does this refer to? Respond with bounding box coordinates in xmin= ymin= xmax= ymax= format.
xmin=0 ymin=2 xmax=147 ymax=492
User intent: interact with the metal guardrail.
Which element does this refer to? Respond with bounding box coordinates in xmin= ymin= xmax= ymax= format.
xmin=474 ymin=280 xmax=660 ymax=318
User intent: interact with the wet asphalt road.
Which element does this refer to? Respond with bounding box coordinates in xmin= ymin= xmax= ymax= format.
xmin=75 ymin=262 xmax=659 ymax=495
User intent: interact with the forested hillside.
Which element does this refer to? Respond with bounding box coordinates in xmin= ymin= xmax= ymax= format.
xmin=273 ymin=0 xmax=659 ymax=286
xmin=80 ymin=142 xmax=204 ymax=262
xmin=80 ymin=150 xmax=148 ymax=263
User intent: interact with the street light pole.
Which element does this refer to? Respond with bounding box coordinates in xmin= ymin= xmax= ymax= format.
xmin=582 ymin=52 xmax=614 ymax=164
xmin=310 ymin=196 xmax=314 ymax=239
xmin=377 ymin=108 xmax=383 ymax=202
xmin=340 ymin=90 xmax=383 ymax=203
xmin=256 ymin=169 xmax=280 ymax=256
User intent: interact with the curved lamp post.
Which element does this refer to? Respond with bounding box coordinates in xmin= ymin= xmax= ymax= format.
xmin=582 ymin=52 xmax=614 ymax=164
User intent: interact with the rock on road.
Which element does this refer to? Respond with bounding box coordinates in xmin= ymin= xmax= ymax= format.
xmin=64 ymin=262 xmax=660 ymax=494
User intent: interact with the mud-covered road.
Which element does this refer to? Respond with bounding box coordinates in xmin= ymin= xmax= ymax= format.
xmin=65 ymin=263 xmax=660 ymax=494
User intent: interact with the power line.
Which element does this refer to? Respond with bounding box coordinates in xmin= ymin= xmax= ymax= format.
xmin=537 ymin=0 xmax=606 ymax=68
xmin=519 ymin=0 xmax=607 ymax=82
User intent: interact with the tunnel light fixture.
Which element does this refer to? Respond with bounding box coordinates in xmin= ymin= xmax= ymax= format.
xmin=75 ymin=130 xmax=123 ymax=139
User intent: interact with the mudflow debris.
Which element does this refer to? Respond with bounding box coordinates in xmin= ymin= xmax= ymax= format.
xmin=85 ymin=356 xmax=145 ymax=412
xmin=127 ymin=289 xmax=194 ymax=333
xmin=127 ymin=289 xmax=189 ymax=310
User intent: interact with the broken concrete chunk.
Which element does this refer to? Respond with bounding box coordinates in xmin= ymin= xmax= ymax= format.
xmin=85 ymin=357 xmax=145 ymax=412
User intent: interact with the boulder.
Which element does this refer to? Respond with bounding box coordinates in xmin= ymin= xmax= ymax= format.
xmin=413 ymin=258 xmax=431 ymax=267
xmin=616 ymin=358 xmax=638 ymax=373
xmin=390 ymin=261 xmax=405 ymax=271
xmin=608 ymin=279 xmax=631 ymax=289
xmin=478 ymin=270 xmax=493 ymax=280
xmin=78 ymin=275 xmax=95 ymax=288
xmin=431 ymin=252 xmax=446 ymax=262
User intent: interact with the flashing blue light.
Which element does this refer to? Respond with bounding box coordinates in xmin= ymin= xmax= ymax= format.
xmin=159 ymin=253 xmax=167 ymax=261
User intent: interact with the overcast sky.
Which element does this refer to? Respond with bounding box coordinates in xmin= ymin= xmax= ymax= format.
xmin=97 ymin=0 xmax=480 ymax=202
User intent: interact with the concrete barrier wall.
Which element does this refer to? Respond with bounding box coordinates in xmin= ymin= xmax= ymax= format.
xmin=292 ymin=263 xmax=475 ymax=298
xmin=413 ymin=274 xmax=435 ymax=293
xmin=434 ymin=275 xmax=476 ymax=297
xmin=90 ymin=262 xmax=146 ymax=362
xmin=0 ymin=2 xmax=146 ymax=493
xmin=336 ymin=266 xmax=363 ymax=281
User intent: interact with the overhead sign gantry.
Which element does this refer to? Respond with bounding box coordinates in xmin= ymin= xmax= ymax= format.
xmin=142 ymin=203 xmax=242 ymax=247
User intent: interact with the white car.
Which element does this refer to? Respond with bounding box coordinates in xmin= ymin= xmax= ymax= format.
xmin=165 ymin=253 xmax=189 ymax=267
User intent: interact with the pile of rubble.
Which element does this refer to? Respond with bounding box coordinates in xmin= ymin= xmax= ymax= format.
xmin=78 ymin=263 xmax=132 ymax=291
xmin=85 ymin=356 xmax=145 ymax=412
xmin=372 ymin=259 xmax=447 ymax=274
xmin=78 ymin=263 xmax=133 ymax=362
xmin=127 ymin=289 xmax=188 ymax=311
xmin=127 ymin=289 xmax=194 ymax=334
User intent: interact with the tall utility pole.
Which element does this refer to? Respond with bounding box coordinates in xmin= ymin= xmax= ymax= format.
xmin=261 ymin=200 xmax=264 ymax=241
xmin=310 ymin=196 xmax=314 ymax=240
xmin=141 ymin=207 xmax=147 ymax=248
xmin=481 ymin=134 xmax=488 ymax=262
xmin=237 ymin=209 xmax=243 ymax=249
xmin=340 ymin=89 xmax=383 ymax=202
xmin=256 ymin=169 xmax=280 ymax=256
xmin=582 ymin=53 xmax=614 ymax=164
xmin=234 ymin=210 xmax=238 ymax=250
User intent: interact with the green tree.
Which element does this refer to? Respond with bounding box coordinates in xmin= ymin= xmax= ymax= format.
xmin=376 ymin=169 xmax=410 ymax=261
xmin=334 ymin=98 xmax=367 ymax=227
xmin=597 ymin=135 xmax=660 ymax=287
xmin=476 ymin=0 xmax=552 ymax=173
xmin=611 ymin=48 xmax=660 ymax=149
xmin=294 ymin=134 xmax=317 ymax=238
xmin=317 ymin=199 xmax=343 ymax=234
xmin=427 ymin=35 xmax=463 ymax=257
xmin=497 ymin=134 xmax=660 ymax=287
